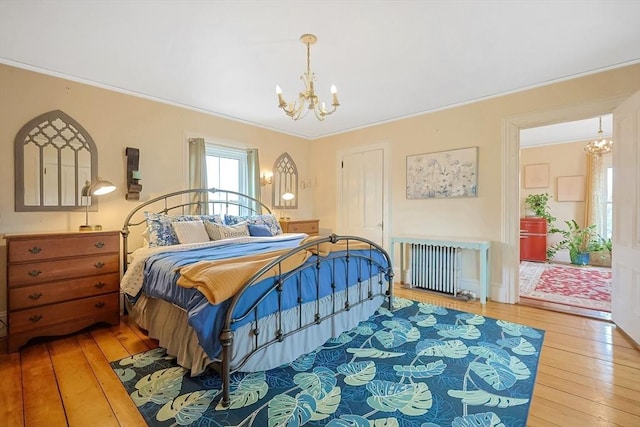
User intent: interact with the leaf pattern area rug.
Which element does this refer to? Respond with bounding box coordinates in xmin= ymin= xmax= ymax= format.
xmin=111 ymin=297 xmax=544 ymax=427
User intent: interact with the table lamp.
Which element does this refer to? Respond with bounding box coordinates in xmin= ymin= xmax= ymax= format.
xmin=281 ymin=192 xmax=295 ymax=220
xmin=79 ymin=179 xmax=116 ymax=231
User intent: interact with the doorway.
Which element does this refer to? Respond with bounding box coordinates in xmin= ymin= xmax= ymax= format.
xmin=517 ymin=117 xmax=613 ymax=319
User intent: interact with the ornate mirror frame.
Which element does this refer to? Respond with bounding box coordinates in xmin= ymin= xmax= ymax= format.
xmin=15 ymin=110 xmax=98 ymax=211
xmin=272 ymin=152 xmax=298 ymax=209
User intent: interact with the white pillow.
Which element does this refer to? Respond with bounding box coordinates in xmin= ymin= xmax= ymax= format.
xmin=171 ymin=220 xmax=210 ymax=244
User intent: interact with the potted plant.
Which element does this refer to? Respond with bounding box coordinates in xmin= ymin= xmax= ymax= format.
xmin=552 ymin=220 xmax=601 ymax=265
xmin=590 ymin=236 xmax=612 ymax=267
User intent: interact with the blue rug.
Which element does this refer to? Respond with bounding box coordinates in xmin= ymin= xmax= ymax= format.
xmin=111 ymin=297 xmax=544 ymax=426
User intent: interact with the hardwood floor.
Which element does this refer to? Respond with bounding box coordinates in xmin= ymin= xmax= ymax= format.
xmin=0 ymin=286 xmax=638 ymax=426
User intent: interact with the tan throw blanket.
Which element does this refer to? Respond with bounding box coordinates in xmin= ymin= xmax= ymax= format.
xmin=300 ymin=235 xmax=373 ymax=256
xmin=176 ymin=236 xmax=375 ymax=305
xmin=176 ymin=248 xmax=311 ymax=304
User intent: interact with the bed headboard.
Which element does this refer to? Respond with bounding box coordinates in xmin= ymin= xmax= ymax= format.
xmin=121 ymin=188 xmax=271 ymax=271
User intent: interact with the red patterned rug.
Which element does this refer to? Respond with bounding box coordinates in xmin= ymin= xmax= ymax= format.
xmin=519 ymin=261 xmax=611 ymax=312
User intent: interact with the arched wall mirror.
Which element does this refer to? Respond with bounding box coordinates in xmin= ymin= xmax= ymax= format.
xmin=15 ymin=110 xmax=98 ymax=211
xmin=272 ymin=152 xmax=298 ymax=209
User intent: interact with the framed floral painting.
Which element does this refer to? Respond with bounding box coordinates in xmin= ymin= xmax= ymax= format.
xmin=406 ymin=146 xmax=478 ymax=199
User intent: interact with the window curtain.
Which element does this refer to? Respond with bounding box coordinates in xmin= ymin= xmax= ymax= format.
xmin=246 ymin=148 xmax=261 ymax=212
xmin=584 ymin=152 xmax=605 ymax=234
xmin=188 ymin=137 xmax=208 ymax=214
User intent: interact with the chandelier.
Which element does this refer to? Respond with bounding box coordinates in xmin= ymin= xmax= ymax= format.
xmin=275 ymin=34 xmax=339 ymax=121
xmin=584 ymin=116 xmax=613 ymax=155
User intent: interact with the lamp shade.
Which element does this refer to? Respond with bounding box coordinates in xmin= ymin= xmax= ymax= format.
xmin=82 ymin=179 xmax=116 ymax=197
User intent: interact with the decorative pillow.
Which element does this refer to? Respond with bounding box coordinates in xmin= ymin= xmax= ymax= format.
xmin=248 ymin=224 xmax=273 ymax=237
xmin=172 ymin=220 xmax=210 ymax=244
xmin=144 ymin=212 xmax=224 ymax=247
xmin=204 ymin=221 xmax=250 ymax=241
xmin=224 ymin=213 xmax=282 ymax=236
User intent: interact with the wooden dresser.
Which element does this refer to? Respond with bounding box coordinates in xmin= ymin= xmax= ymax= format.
xmin=5 ymin=231 xmax=120 ymax=352
xmin=279 ymin=219 xmax=320 ymax=236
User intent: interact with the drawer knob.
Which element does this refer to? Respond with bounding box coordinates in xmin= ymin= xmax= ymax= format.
xmin=94 ymin=282 xmax=106 ymax=289
xmin=29 ymin=314 xmax=43 ymax=323
xmin=94 ymin=262 xmax=105 ymax=269
xmin=95 ymin=301 xmax=106 ymax=309
xmin=28 ymin=246 xmax=42 ymax=254
xmin=28 ymin=269 xmax=42 ymax=277
xmin=94 ymin=241 xmax=105 ymax=248
xmin=28 ymin=292 xmax=43 ymax=300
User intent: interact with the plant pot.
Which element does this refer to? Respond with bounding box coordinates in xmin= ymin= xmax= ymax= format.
xmin=570 ymin=251 xmax=590 ymax=266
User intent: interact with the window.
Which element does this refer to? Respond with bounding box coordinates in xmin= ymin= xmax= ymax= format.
xmin=205 ymin=144 xmax=247 ymax=215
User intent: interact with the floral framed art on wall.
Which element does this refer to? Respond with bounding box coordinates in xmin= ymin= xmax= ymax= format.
xmin=406 ymin=146 xmax=478 ymax=199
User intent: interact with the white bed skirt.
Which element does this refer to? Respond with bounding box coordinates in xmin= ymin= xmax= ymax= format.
xmin=126 ymin=281 xmax=386 ymax=375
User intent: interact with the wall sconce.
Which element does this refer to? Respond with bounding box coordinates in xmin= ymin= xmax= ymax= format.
xmin=79 ymin=179 xmax=116 ymax=231
xmin=261 ymin=171 xmax=273 ymax=186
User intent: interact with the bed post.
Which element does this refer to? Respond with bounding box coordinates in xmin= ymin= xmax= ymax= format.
xmin=219 ymin=328 xmax=234 ymax=407
xmin=387 ymin=267 xmax=395 ymax=310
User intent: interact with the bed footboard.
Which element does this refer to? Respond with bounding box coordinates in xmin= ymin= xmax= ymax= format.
xmin=218 ymin=234 xmax=394 ymax=408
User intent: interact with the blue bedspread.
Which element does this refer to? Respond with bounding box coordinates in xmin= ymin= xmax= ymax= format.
xmin=141 ymin=237 xmax=389 ymax=360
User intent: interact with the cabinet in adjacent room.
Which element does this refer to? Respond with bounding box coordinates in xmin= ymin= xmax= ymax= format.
xmin=519 ymin=218 xmax=547 ymax=262
xmin=5 ymin=231 xmax=120 ymax=352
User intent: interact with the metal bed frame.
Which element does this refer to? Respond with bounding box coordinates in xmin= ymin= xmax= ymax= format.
xmin=121 ymin=188 xmax=394 ymax=407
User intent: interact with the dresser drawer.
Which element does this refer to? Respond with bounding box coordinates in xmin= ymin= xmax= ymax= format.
xmin=288 ymin=221 xmax=318 ymax=234
xmin=9 ymin=292 xmax=119 ymax=334
xmin=8 ymin=232 xmax=119 ymax=263
xmin=8 ymin=253 xmax=120 ymax=287
xmin=9 ymin=273 xmax=120 ymax=310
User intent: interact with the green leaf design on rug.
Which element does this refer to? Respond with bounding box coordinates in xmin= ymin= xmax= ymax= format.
xmin=227 ymin=372 xmax=268 ymax=409
xmin=469 ymin=361 xmax=517 ymax=391
xmin=268 ymin=393 xmax=316 ymax=427
xmin=346 ymin=348 xmax=405 ymax=359
xmin=114 ymin=367 xmax=136 ymax=383
xmin=469 ymin=343 xmax=511 ymax=364
xmin=337 ymin=361 xmax=376 ymax=386
xmin=496 ymin=320 xmax=542 ymax=339
xmin=366 ymin=380 xmax=432 ymax=415
xmin=456 ymin=313 xmax=486 ymax=325
xmin=324 ymin=332 xmax=354 ymax=348
xmin=130 ymin=366 xmax=187 ymax=406
xmin=448 ymin=389 xmax=529 ymax=408
xmin=326 ymin=415 xmax=401 ymax=426
xmin=417 ymin=302 xmax=448 ymax=315
xmin=118 ymin=347 xmax=170 ymax=368
xmin=156 ymin=390 xmax=217 ymax=425
xmin=353 ymin=321 xmax=377 ymax=336
xmin=290 ymin=350 xmax=318 ymax=371
xmin=452 ymin=411 xmax=504 ymax=427
xmin=393 ymin=360 xmax=446 ymax=379
xmin=497 ymin=337 xmax=538 ymax=356
xmin=416 ymin=339 xmax=469 ymax=358
xmin=294 ymin=367 xmax=337 ymax=398
xmin=310 ymin=386 xmax=341 ymax=421
xmin=507 ymin=355 xmax=531 ymax=380
xmin=392 ymin=297 xmax=414 ymax=309
xmin=408 ymin=313 xmax=438 ymax=327
xmin=435 ymin=324 xmax=481 ymax=339
xmin=374 ymin=326 xmax=420 ymax=348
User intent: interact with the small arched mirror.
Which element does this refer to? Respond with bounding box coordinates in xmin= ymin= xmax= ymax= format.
xmin=15 ymin=110 xmax=97 ymax=211
xmin=272 ymin=152 xmax=298 ymax=209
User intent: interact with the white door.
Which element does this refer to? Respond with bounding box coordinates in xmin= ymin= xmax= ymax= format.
xmin=340 ymin=148 xmax=384 ymax=245
xmin=612 ymin=90 xmax=640 ymax=345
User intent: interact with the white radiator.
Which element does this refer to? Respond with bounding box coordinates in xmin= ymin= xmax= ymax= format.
xmin=409 ymin=244 xmax=461 ymax=295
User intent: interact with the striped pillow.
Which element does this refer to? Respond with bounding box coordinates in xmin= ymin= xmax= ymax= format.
xmin=171 ymin=220 xmax=210 ymax=244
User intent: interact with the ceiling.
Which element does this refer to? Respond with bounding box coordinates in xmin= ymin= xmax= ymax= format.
xmin=0 ymin=1 xmax=638 ymax=140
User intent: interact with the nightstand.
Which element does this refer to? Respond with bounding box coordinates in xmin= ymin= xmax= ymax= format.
xmin=279 ymin=219 xmax=319 ymax=236
xmin=5 ymin=230 xmax=120 ymax=352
